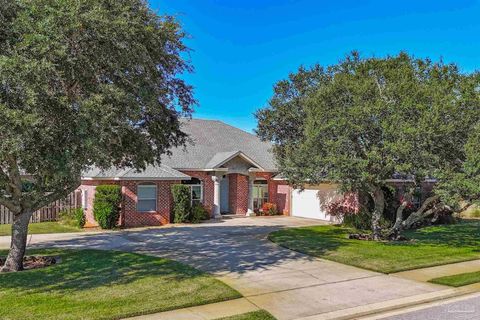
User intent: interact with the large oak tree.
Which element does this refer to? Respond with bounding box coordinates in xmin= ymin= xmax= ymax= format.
xmin=256 ymin=52 xmax=480 ymax=239
xmin=0 ymin=0 xmax=195 ymax=271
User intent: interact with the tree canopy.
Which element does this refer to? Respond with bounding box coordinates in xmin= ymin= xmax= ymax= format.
xmin=257 ymin=52 xmax=480 ymax=238
xmin=0 ymin=0 xmax=195 ymax=271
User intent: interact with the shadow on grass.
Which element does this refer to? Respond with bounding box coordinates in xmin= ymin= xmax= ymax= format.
xmin=403 ymin=220 xmax=480 ymax=248
xmin=0 ymin=249 xmax=205 ymax=293
xmin=268 ymin=225 xmax=348 ymax=256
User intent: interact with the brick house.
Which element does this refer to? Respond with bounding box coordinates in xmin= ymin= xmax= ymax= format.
xmin=79 ymin=119 xmax=291 ymax=227
xmin=78 ymin=119 xmax=436 ymax=227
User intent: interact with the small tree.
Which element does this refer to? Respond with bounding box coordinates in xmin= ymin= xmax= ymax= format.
xmin=0 ymin=0 xmax=194 ymax=271
xmin=93 ymin=185 xmax=122 ymax=229
xmin=171 ymin=184 xmax=191 ymax=223
xmin=257 ymin=52 xmax=480 ymax=239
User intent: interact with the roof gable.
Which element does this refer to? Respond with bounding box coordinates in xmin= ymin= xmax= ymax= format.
xmin=205 ymin=151 xmax=265 ymax=170
xmin=161 ymin=119 xmax=277 ymax=171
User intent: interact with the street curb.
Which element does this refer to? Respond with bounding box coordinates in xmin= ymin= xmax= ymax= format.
xmin=295 ymin=284 xmax=480 ymax=320
xmin=122 ymin=298 xmax=258 ymax=320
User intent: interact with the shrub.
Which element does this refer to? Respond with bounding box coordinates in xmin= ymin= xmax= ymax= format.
xmin=75 ymin=208 xmax=86 ymax=228
xmin=342 ymin=211 xmax=372 ymax=230
xmin=58 ymin=208 xmax=86 ymax=228
xmin=260 ymin=202 xmax=278 ymax=216
xmin=171 ymin=184 xmax=191 ymax=223
xmin=93 ymin=185 xmax=122 ymax=229
xmin=191 ymin=203 xmax=210 ymax=223
xmin=325 ymin=197 xmax=390 ymax=230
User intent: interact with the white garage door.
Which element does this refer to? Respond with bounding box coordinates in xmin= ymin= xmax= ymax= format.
xmin=291 ymin=184 xmax=341 ymax=221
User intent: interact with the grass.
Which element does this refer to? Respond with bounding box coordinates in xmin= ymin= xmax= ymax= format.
xmin=269 ymin=220 xmax=480 ymax=273
xmin=0 ymin=249 xmax=241 ymax=320
xmin=0 ymin=222 xmax=83 ymax=236
xmin=216 ymin=310 xmax=276 ymax=320
xmin=429 ymin=271 xmax=480 ymax=287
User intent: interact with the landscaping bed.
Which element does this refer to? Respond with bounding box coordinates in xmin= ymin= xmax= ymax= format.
xmin=0 ymin=255 xmax=59 ymax=270
xmin=0 ymin=222 xmax=83 ymax=236
xmin=0 ymin=249 xmax=240 ymax=320
xmin=269 ymin=220 xmax=480 ymax=273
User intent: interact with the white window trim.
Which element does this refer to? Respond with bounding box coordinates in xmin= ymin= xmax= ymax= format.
xmin=137 ymin=184 xmax=157 ymax=212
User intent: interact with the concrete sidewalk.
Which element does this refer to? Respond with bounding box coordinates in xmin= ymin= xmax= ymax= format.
xmin=125 ymin=298 xmax=258 ymax=320
xmin=392 ymin=259 xmax=480 ymax=282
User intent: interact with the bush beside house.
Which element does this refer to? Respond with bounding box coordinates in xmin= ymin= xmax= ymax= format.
xmin=258 ymin=202 xmax=279 ymax=216
xmin=171 ymin=185 xmax=192 ymax=223
xmin=191 ymin=204 xmax=210 ymax=223
xmin=93 ymin=185 xmax=122 ymax=229
xmin=171 ymin=184 xmax=210 ymax=223
xmin=58 ymin=208 xmax=86 ymax=228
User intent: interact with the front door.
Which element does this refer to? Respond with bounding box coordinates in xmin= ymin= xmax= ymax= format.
xmin=220 ymin=175 xmax=229 ymax=213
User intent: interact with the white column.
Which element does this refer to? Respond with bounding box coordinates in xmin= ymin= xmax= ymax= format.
xmin=212 ymin=175 xmax=222 ymax=218
xmin=246 ymin=174 xmax=255 ymax=216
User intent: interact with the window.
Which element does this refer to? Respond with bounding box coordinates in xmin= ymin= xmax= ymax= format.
xmin=182 ymin=178 xmax=203 ymax=206
xmin=137 ymin=184 xmax=157 ymax=212
xmin=253 ymin=180 xmax=268 ymax=210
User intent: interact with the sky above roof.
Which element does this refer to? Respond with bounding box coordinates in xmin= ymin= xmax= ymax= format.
xmin=152 ymin=0 xmax=480 ymax=132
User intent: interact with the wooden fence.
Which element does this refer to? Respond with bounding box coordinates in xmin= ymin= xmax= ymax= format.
xmin=0 ymin=191 xmax=82 ymax=224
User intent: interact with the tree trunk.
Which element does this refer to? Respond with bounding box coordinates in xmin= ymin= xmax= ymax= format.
xmin=388 ymin=195 xmax=441 ymax=238
xmin=370 ymin=187 xmax=385 ymax=240
xmin=0 ymin=210 xmax=32 ymax=272
xmin=390 ymin=194 xmax=411 ymax=239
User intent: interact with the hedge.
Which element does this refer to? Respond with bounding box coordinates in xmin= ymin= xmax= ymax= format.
xmin=171 ymin=184 xmax=191 ymax=223
xmin=93 ymin=185 xmax=122 ymax=229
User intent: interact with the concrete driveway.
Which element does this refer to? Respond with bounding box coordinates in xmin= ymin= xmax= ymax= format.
xmin=0 ymin=216 xmax=443 ymax=320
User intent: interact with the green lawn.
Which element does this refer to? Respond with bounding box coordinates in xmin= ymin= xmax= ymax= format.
xmin=430 ymin=271 xmax=480 ymax=287
xmin=269 ymin=220 xmax=480 ymax=273
xmin=0 ymin=249 xmax=240 ymax=320
xmin=0 ymin=222 xmax=83 ymax=236
xmin=216 ymin=310 xmax=276 ymax=320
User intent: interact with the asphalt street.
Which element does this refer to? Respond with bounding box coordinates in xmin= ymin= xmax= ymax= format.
xmin=380 ymin=293 xmax=480 ymax=320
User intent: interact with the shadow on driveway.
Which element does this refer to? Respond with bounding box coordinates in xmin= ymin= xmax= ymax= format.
xmin=27 ymin=219 xmax=328 ymax=274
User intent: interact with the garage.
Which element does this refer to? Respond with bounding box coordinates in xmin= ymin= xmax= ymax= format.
xmin=291 ymin=184 xmax=342 ymax=221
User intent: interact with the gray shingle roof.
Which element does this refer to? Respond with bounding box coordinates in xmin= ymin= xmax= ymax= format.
xmin=162 ymin=119 xmax=277 ymax=171
xmin=82 ymin=119 xmax=277 ymax=180
xmin=83 ymin=164 xmax=190 ymax=180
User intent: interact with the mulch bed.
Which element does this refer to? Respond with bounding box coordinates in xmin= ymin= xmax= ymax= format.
xmin=348 ymin=233 xmax=409 ymax=241
xmin=0 ymin=256 xmax=60 ymax=270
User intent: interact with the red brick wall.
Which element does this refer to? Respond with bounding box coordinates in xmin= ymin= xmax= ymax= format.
xmin=79 ymin=179 xmax=178 ymax=228
xmin=229 ymin=173 xmax=249 ymax=214
xmin=272 ymin=181 xmax=291 ymax=215
xmin=121 ymin=180 xmax=179 ymax=227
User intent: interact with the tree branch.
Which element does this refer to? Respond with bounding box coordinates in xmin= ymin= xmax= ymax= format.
xmin=0 ymin=195 xmax=20 ymax=213
xmin=5 ymin=155 xmax=22 ymax=200
xmin=31 ymin=177 xmax=81 ymax=211
xmin=400 ymin=196 xmax=442 ymax=230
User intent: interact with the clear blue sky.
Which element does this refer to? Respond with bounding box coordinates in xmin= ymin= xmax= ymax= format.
xmin=151 ymin=0 xmax=479 ymax=132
